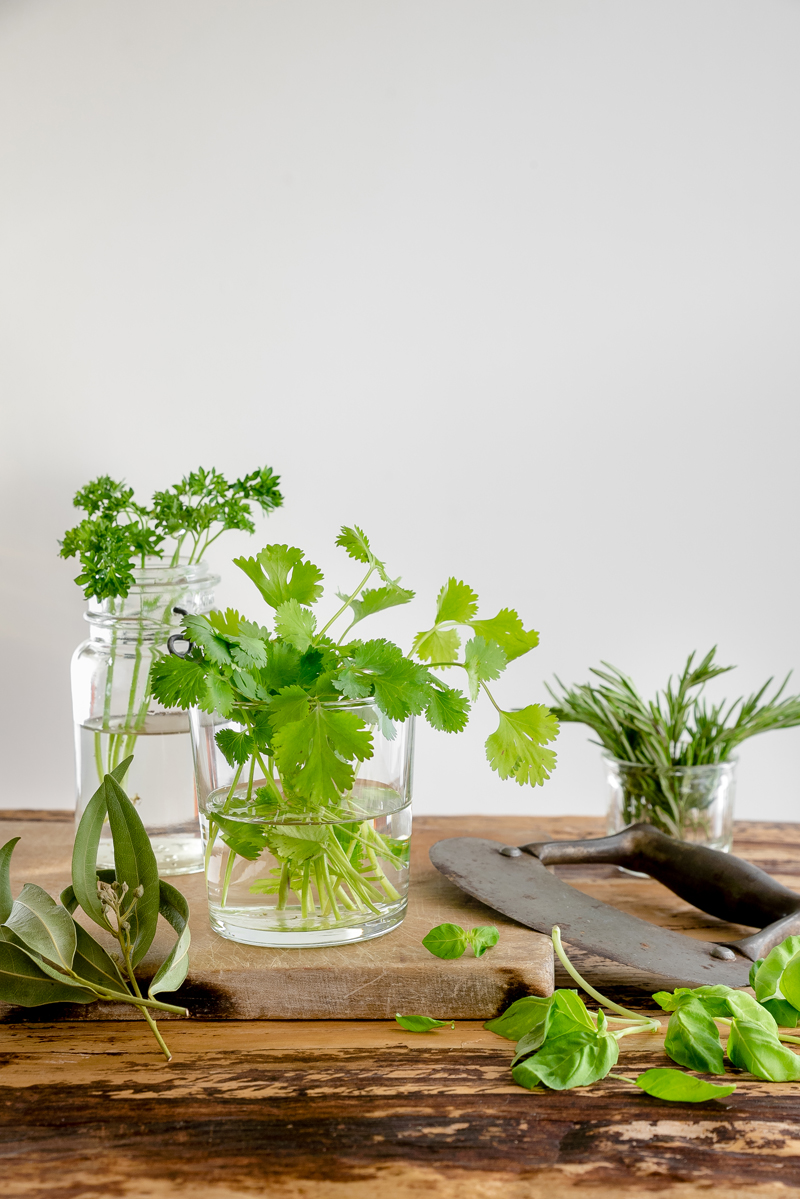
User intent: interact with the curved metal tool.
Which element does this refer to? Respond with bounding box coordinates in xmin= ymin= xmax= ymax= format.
xmin=430 ymin=824 xmax=800 ymax=988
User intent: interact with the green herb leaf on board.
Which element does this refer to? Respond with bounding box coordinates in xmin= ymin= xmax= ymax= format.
xmin=634 ymin=1069 xmax=736 ymax=1102
xmin=395 ymin=1013 xmax=455 ymax=1032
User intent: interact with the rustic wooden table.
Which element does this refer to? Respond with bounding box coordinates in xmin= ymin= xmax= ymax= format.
xmin=2 ymin=815 xmax=800 ymax=1198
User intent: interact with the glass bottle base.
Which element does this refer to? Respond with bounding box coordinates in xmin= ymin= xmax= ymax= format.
xmin=95 ymin=833 xmax=205 ymax=876
xmin=207 ymin=900 xmax=407 ymax=947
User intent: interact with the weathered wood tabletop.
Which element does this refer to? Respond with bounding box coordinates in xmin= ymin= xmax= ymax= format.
xmin=2 ymin=814 xmax=800 ymax=1198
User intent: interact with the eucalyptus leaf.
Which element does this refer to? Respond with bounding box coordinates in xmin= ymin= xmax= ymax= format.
xmin=148 ymin=881 xmax=191 ymax=998
xmin=0 ymin=940 xmax=96 ymax=1007
xmin=484 ymin=995 xmax=554 ymax=1041
xmin=468 ymin=925 xmax=499 ymax=958
xmin=634 ymin=1068 xmax=736 ymax=1102
xmin=104 ymin=774 xmax=160 ymax=967
xmin=395 ymin=1013 xmax=455 ymax=1032
xmin=664 ymin=1000 xmax=725 ymax=1075
xmin=72 ymin=922 xmax=128 ymax=993
xmin=4 ymin=883 xmax=77 ymax=971
xmin=726 ymin=1018 xmax=800 ymax=1081
xmin=421 ymin=923 xmax=469 ymax=960
xmin=0 ymin=837 xmax=20 ymax=924
xmin=71 ymin=760 xmax=133 ymax=929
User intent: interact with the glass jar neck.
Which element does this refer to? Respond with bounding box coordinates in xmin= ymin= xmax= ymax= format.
xmin=85 ymin=559 xmax=219 ymax=633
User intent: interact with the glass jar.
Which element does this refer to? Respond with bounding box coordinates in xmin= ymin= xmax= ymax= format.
xmin=72 ymin=560 xmax=219 ymax=874
xmin=605 ymin=755 xmax=736 ymax=853
xmin=190 ymin=699 xmax=415 ymax=946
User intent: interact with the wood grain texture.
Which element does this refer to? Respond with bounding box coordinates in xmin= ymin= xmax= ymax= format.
xmin=2 ymin=1018 xmax=800 ymax=1198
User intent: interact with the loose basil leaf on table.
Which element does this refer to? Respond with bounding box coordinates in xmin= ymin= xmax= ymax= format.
xmin=484 ymin=994 xmax=554 ymax=1041
xmin=512 ymin=1009 xmax=619 ymax=1092
xmin=634 ymin=1069 xmax=736 ymax=1102
xmin=726 ymin=1019 xmax=800 ymax=1081
xmin=663 ymin=983 xmax=778 ymax=1035
xmin=752 ymin=936 xmax=800 ymax=1028
xmin=395 ymin=1013 xmax=455 ymax=1032
xmin=663 ymin=999 xmax=725 ymax=1075
xmin=422 ymin=923 xmax=469 ymax=959
xmin=468 ymin=926 xmax=499 ymax=957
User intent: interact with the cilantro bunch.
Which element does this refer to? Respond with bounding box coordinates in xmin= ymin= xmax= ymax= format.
xmin=149 ymin=526 xmax=558 ymax=920
xmin=60 ymin=466 xmax=283 ymax=601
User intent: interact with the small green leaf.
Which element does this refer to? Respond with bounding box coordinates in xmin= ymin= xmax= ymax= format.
xmin=468 ymin=925 xmax=499 ymax=958
xmin=463 ymin=637 xmax=508 ymax=702
xmin=512 ymin=1025 xmax=619 ymax=1091
xmin=468 ymin=609 xmax=539 ymax=662
xmin=4 ymin=884 xmax=77 ymax=972
xmin=234 ymin=544 xmax=324 ymax=610
xmin=485 ymin=706 xmax=559 ymax=788
xmin=552 ymin=988 xmax=596 ymax=1031
xmin=424 ymin=684 xmax=471 ymax=733
xmin=71 ymin=759 xmax=133 ymax=930
xmin=754 ymin=935 xmax=800 ymax=1024
xmin=0 ymin=940 xmax=96 ymax=1006
xmin=484 ymin=995 xmax=554 ymax=1041
xmin=274 ymin=599 xmax=317 ymax=652
xmin=411 ymin=625 xmax=461 ymax=665
xmin=395 ymin=1013 xmax=455 ymax=1032
xmin=215 ymin=728 xmax=256 ymax=767
xmin=512 ymin=1029 xmax=547 ymax=1066
xmin=149 ymin=654 xmax=209 ymax=710
xmin=727 ymin=1018 xmax=800 ymax=1081
xmin=634 ymin=1068 xmax=736 ymax=1102
xmin=336 ymin=525 xmax=374 ymax=565
xmin=778 ymin=953 xmax=800 ymax=1015
xmin=214 ymin=814 xmax=270 ymax=861
xmin=341 ymin=584 xmax=415 ymax=629
xmin=148 ymin=881 xmax=191 ymax=999
xmin=104 ymin=775 xmax=160 ymax=968
xmin=664 ymin=1001 xmax=725 ymax=1075
xmin=690 ymin=984 xmax=777 ymax=1035
xmin=435 ymin=578 xmax=479 ymax=624
xmin=749 ymin=959 xmax=764 ymax=989
xmin=0 ymin=837 xmax=20 ymax=924
xmin=422 ymin=923 xmax=469 ymax=960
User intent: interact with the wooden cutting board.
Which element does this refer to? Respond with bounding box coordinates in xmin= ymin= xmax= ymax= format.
xmin=0 ymin=812 xmax=554 ymax=1021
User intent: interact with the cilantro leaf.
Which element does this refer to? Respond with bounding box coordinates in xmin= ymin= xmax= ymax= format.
xmin=464 ymin=636 xmax=508 ymax=701
xmin=337 ymin=639 xmax=432 ymax=721
xmin=150 ymin=654 xmax=208 ymax=710
xmin=485 ymin=705 xmax=559 ymax=787
xmin=274 ymin=599 xmax=317 ymax=652
xmin=213 ymin=814 xmax=269 ymax=861
xmin=340 ymin=583 xmax=415 ymax=630
xmin=468 ymin=609 xmax=539 ymax=662
xmin=272 ymin=704 xmax=374 ymax=804
xmin=335 ymin=525 xmax=373 ymax=565
xmin=215 ymin=729 xmax=255 ymax=767
xmin=411 ymin=626 xmax=461 ymax=664
xmin=268 ymin=685 xmax=310 ymax=729
xmin=436 ymin=578 xmax=479 ymax=623
xmin=234 ymin=544 xmax=324 ymax=609
xmin=182 ymin=616 xmax=234 ymax=667
xmin=424 ymin=683 xmax=470 ymax=733
xmin=203 ymin=672 xmax=237 ymax=718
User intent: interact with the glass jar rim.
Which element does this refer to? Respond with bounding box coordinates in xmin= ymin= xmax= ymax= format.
xmin=602 ymin=753 xmax=737 ymax=775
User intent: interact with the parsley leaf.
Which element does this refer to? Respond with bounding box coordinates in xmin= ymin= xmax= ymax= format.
xmin=485 ymin=705 xmax=559 ymax=786
xmin=150 ymin=654 xmax=208 ymax=709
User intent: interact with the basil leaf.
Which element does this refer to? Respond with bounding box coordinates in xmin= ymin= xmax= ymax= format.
xmin=749 ymin=959 xmax=764 ymax=989
xmin=0 ymin=939 xmax=96 ymax=1006
xmin=468 ymin=925 xmax=499 ymax=958
xmin=0 ymin=837 xmax=20 ymax=924
xmin=778 ymin=953 xmax=800 ymax=1015
xmin=422 ymin=923 xmax=469 ymax=960
xmin=634 ymin=1068 xmax=736 ymax=1102
xmin=689 ymin=984 xmax=778 ymax=1034
xmin=664 ymin=1000 xmax=725 ymax=1074
xmin=395 ymin=1013 xmax=455 ymax=1032
xmin=553 ymin=989 xmax=595 ymax=1030
xmin=512 ymin=1029 xmax=548 ymax=1065
xmin=484 ymin=995 xmax=554 ymax=1041
xmin=753 ymin=936 xmax=800 ymax=1027
xmin=652 ymin=987 xmax=696 ymax=1012
xmin=727 ymin=1018 xmax=800 ymax=1081
xmin=4 ymin=883 xmax=77 ymax=972
xmin=105 ymin=775 xmax=160 ymax=968
xmin=513 ymin=1026 xmax=619 ymax=1091
xmin=148 ymin=881 xmax=191 ymax=999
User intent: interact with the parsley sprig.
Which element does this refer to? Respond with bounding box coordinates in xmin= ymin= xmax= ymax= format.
xmin=150 ymin=526 xmax=558 ymax=921
xmin=60 ymin=466 xmax=283 ymax=601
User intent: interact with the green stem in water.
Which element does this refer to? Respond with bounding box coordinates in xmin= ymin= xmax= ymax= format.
xmin=220 ymin=847 xmax=237 ymax=906
xmin=551 ymin=926 xmax=660 ymax=1030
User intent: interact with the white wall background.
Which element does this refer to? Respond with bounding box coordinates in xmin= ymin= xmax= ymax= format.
xmin=1 ymin=0 xmax=799 ymax=819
